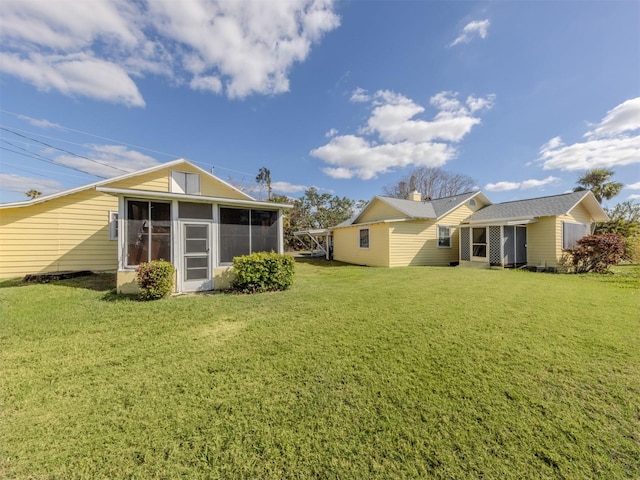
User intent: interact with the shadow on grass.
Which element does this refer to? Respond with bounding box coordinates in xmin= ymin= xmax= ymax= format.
xmin=0 ymin=273 xmax=117 ymax=293
xmin=294 ymin=257 xmax=352 ymax=268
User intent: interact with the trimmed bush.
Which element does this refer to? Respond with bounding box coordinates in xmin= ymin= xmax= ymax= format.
xmin=232 ymin=252 xmax=295 ymax=294
xmin=136 ymin=260 xmax=175 ymax=300
xmin=562 ymin=233 xmax=625 ymax=273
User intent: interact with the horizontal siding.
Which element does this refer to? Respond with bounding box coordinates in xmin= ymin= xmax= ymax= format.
xmin=359 ymin=200 xmax=408 ymax=223
xmin=107 ymin=163 xmax=250 ymax=200
xmin=389 ymin=203 xmax=478 ymax=267
xmin=333 ymin=224 xmax=389 ymax=267
xmin=526 ymin=216 xmax=557 ymax=267
xmin=0 ymin=190 xmax=118 ymax=278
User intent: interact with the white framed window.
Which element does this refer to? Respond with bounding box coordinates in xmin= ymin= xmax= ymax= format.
xmin=468 ymin=199 xmax=476 ymax=207
xmin=562 ymin=222 xmax=588 ymax=250
xmin=109 ymin=211 xmax=118 ymax=240
xmin=437 ymin=225 xmax=452 ymax=248
xmin=359 ymin=228 xmax=370 ymax=249
xmin=171 ymin=171 xmax=200 ymax=195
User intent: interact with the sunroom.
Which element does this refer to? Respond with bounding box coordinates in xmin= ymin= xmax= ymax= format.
xmin=459 ymin=223 xmax=529 ymax=268
xmin=98 ymin=186 xmax=290 ymax=294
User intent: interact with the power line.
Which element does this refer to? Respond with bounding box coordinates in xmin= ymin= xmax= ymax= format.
xmin=0 ymin=145 xmax=108 ymax=179
xmin=0 ymin=109 xmax=179 ymax=158
xmin=0 ymin=126 xmax=130 ymax=174
xmin=0 ymin=158 xmax=92 ymax=181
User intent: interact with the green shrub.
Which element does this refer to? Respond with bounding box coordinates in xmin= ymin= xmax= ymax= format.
xmin=136 ymin=260 xmax=175 ymax=300
xmin=232 ymin=252 xmax=295 ymax=294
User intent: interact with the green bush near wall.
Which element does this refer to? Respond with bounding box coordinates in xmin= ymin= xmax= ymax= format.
xmin=136 ymin=260 xmax=175 ymax=300
xmin=232 ymin=252 xmax=295 ymax=293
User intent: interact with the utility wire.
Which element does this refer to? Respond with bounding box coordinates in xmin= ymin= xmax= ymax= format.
xmin=0 ymin=126 xmax=130 ymax=174
xmin=0 ymin=146 xmax=108 ymax=179
xmin=0 ymin=109 xmax=179 ymax=158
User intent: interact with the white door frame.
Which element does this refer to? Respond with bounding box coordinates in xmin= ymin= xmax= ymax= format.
xmin=178 ymin=220 xmax=213 ymax=292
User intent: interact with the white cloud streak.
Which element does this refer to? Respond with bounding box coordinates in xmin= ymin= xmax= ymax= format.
xmin=539 ymin=97 xmax=640 ymax=171
xmin=450 ymin=19 xmax=490 ymax=47
xmin=311 ymin=89 xmax=495 ymax=180
xmin=271 ymin=181 xmax=308 ymax=194
xmin=0 ymin=173 xmax=63 ymax=196
xmin=0 ymin=0 xmax=340 ymax=105
xmin=485 ymin=176 xmax=559 ymax=192
xmin=53 ymin=144 xmax=159 ymax=177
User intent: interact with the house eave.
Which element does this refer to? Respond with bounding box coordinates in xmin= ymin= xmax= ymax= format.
xmin=96 ymin=186 xmax=293 ymax=209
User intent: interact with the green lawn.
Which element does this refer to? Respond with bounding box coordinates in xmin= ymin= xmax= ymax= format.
xmin=1 ymin=261 xmax=639 ymax=479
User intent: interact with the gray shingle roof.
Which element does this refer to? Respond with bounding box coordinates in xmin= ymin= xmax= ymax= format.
xmin=377 ymin=191 xmax=481 ymax=220
xmin=334 ymin=191 xmax=482 ymax=227
xmin=463 ymin=191 xmax=591 ymax=222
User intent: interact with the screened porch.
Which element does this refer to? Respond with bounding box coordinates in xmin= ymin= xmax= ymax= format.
xmin=459 ymin=225 xmax=528 ymax=268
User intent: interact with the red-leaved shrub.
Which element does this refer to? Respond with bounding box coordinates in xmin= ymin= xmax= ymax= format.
xmin=562 ymin=233 xmax=625 ymax=273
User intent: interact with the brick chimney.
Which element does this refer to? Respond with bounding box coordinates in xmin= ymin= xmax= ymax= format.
xmin=409 ymin=190 xmax=422 ymax=202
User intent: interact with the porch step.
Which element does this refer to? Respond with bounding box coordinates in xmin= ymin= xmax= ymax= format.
xmin=459 ymin=261 xmax=490 ymax=269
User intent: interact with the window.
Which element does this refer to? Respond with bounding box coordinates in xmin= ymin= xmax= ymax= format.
xmin=437 ymin=225 xmax=451 ymax=248
xmin=109 ymin=211 xmax=118 ymax=240
xmin=468 ymin=199 xmax=476 ymax=207
xmin=359 ymin=228 xmax=370 ymax=248
xmin=219 ymin=207 xmax=279 ymax=263
xmin=562 ymin=222 xmax=588 ymax=249
xmin=472 ymin=227 xmax=487 ymax=258
xmin=126 ymin=200 xmax=171 ymax=266
xmin=171 ymin=171 xmax=200 ymax=194
xmin=178 ymin=202 xmax=213 ymax=219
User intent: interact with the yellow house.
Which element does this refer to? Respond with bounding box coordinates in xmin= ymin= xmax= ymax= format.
xmin=331 ymin=190 xmax=608 ymax=270
xmin=459 ymin=190 xmax=609 ymax=270
xmin=0 ymin=159 xmax=291 ymax=293
xmin=331 ymin=191 xmax=491 ymax=267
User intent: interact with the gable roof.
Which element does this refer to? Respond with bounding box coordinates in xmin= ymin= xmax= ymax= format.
xmin=0 ymin=158 xmax=254 ymax=209
xmin=462 ymin=191 xmax=609 ymax=223
xmin=339 ymin=190 xmax=491 ymax=227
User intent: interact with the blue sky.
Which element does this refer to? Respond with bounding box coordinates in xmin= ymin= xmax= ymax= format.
xmin=1 ymin=0 xmax=639 ymax=206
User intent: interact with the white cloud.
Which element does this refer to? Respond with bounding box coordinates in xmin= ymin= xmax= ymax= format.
xmin=625 ymin=181 xmax=640 ymax=189
xmin=450 ymin=19 xmax=490 ymax=47
xmin=17 ymin=115 xmax=64 ymax=130
xmin=311 ymin=90 xmax=494 ymax=180
xmin=271 ymin=181 xmax=308 ymax=194
xmin=486 ymin=176 xmax=559 ymax=192
xmin=628 ymin=194 xmax=640 ymax=200
xmin=484 ymin=181 xmax=520 ymax=192
xmin=350 ymin=87 xmax=370 ymax=103
xmin=540 ymin=97 xmax=640 ymax=171
xmin=586 ymin=97 xmax=640 ymax=138
xmin=0 ymin=173 xmax=63 ymax=196
xmin=0 ymin=52 xmax=145 ymax=107
xmin=325 ymin=128 xmax=339 ymax=138
xmin=0 ymin=0 xmax=340 ymax=104
xmin=54 ymin=144 xmax=159 ymax=177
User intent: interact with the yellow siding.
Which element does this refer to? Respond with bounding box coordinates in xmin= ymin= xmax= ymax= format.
xmin=527 ymin=216 xmax=559 ymax=267
xmin=108 ymin=163 xmax=249 ymax=199
xmin=332 ymin=223 xmax=390 ymax=267
xmin=358 ymin=199 xmax=409 ymax=223
xmin=388 ymin=203 xmax=480 ymax=267
xmin=0 ymin=190 xmax=118 ymax=279
xmin=527 ymin=203 xmax=596 ymax=268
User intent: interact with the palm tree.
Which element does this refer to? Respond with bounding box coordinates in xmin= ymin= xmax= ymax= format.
xmin=573 ymin=168 xmax=623 ymax=204
xmin=256 ymin=167 xmax=272 ymax=200
xmin=25 ymin=189 xmax=42 ymax=199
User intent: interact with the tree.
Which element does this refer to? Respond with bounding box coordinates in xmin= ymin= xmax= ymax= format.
xmin=256 ymin=167 xmax=272 ymax=200
xmin=25 ymin=189 xmax=41 ymax=199
xmin=383 ymin=167 xmax=476 ymax=200
xmin=596 ymin=200 xmax=640 ymax=261
xmin=573 ymin=168 xmax=623 ymax=204
xmin=270 ymin=188 xmax=359 ymax=250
